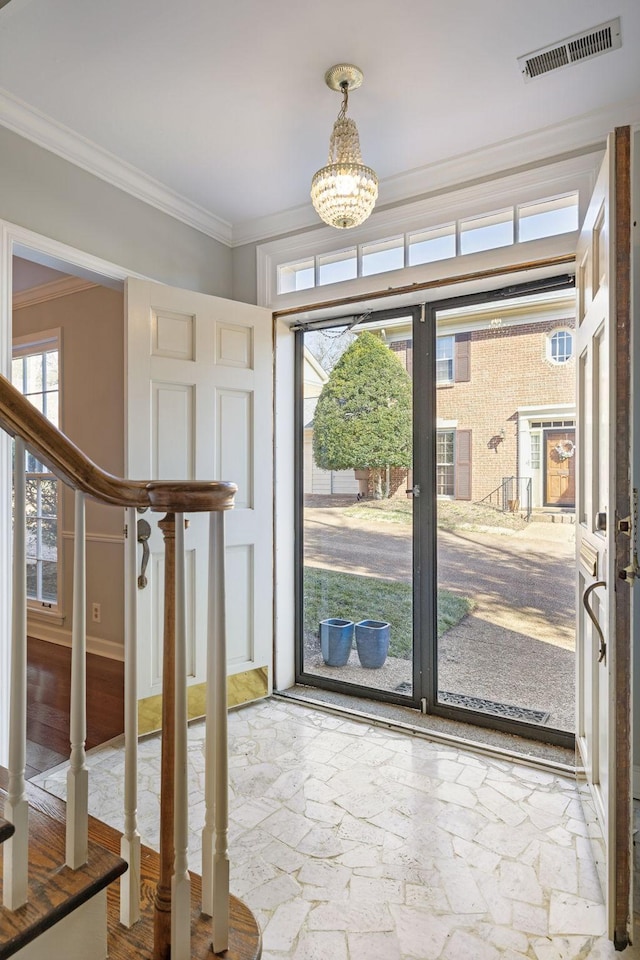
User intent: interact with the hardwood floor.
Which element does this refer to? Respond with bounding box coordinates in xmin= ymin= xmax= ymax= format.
xmin=26 ymin=637 xmax=124 ymax=779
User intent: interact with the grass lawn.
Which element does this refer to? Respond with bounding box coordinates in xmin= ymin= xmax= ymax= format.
xmin=343 ymin=497 xmax=527 ymax=532
xmin=304 ymin=566 xmax=473 ymax=659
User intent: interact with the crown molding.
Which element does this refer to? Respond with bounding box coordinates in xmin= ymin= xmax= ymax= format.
xmin=0 ymin=88 xmax=233 ymax=246
xmin=234 ymin=95 xmax=640 ymax=247
xmin=13 ymin=275 xmax=98 ymax=309
xmin=2 ymin=85 xmax=638 ymax=251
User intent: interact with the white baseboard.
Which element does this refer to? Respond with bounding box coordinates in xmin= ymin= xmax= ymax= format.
xmin=634 ymin=765 xmax=640 ymax=801
xmin=26 ymin=620 xmax=124 ymax=662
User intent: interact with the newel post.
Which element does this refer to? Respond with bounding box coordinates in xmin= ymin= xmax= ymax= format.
xmin=154 ymin=513 xmax=176 ymax=960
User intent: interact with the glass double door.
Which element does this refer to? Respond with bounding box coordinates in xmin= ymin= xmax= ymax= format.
xmin=296 ymin=285 xmax=575 ymax=746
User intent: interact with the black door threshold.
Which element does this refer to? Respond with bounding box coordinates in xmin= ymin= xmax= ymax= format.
xmin=275 ymin=684 xmax=576 ymax=773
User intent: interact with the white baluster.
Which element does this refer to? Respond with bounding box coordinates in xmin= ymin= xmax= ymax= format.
xmin=120 ymin=506 xmax=141 ymax=926
xmin=171 ymin=513 xmax=190 ymax=959
xmin=201 ymin=511 xmax=229 ymax=952
xmin=3 ymin=437 xmax=29 ymax=909
xmin=66 ymin=490 xmax=88 ymax=868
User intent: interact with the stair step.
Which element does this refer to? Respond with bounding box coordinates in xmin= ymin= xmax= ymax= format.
xmin=0 ymin=820 xmax=14 ymax=845
xmin=0 ymin=777 xmax=127 ymax=960
xmin=1 ymin=771 xmax=262 ymax=959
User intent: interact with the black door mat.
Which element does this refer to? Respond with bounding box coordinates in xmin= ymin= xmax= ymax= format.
xmin=438 ymin=690 xmax=550 ymax=725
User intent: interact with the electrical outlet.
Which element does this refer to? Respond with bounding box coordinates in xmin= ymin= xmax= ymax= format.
xmin=92 ymin=602 xmax=101 ymax=623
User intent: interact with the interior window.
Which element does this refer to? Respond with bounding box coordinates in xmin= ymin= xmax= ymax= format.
xmin=11 ymin=337 xmax=60 ymax=608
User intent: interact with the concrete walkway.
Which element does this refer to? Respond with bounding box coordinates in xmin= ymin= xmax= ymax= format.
xmin=303 ymin=505 xmax=575 ymax=731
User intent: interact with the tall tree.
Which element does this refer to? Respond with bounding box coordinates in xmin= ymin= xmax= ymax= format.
xmin=313 ymin=331 xmax=412 ymax=497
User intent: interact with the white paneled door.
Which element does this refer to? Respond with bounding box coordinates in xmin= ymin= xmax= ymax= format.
xmin=575 ymin=129 xmax=632 ymax=948
xmin=126 ymin=279 xmax=273 ymax=702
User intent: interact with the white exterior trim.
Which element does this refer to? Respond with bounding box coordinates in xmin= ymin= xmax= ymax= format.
xmin=517 ymin=404 xmax=576 ymax=509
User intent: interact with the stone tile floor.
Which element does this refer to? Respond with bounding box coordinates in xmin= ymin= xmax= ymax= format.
xmin=34 ymin=698 xmax=638 ymax=959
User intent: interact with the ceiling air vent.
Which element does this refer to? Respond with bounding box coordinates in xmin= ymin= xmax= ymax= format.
xmin=518 ymin=17 xmax=621 ymax=81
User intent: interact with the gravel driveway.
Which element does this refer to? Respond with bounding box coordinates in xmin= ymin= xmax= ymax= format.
xmin=303 ymin=504 xmax=575 ymax=731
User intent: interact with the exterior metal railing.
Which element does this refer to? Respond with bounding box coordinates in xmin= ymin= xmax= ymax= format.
xmin=478 ymin=475 xmax=532 ymax=521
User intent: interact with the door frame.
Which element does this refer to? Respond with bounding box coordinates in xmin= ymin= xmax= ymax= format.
xmin=0 ymin=219 xmax=143 ymax=764
xmin=293 ymin=304 xmax=424 ymax=708
xmin=293 ymin=276 xmax=576 ymax=747
xmin=422 ymin=276 xmax=576 ymax=747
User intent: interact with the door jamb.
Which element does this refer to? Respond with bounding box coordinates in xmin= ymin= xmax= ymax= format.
xmin=0 ymin=219 xmax=145 ymax=764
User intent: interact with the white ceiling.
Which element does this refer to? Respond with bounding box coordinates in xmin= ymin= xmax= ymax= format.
xmin=0 ymin=0 xmax=639 ymax=243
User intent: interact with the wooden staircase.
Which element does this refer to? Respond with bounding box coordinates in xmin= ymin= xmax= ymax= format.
xmin=0 ymin=773 xmax=127 ymax=959
xmin=0 ymin=822 xmax=14 ymax=846
xmin=0 ymin=772 xmax=261 ymax=960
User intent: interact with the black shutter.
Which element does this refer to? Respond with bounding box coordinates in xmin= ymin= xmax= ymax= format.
xmin=455 ymin=429 xmax=472 ymax=500
xmin=455 ymin=333 xmax=471 ymax=382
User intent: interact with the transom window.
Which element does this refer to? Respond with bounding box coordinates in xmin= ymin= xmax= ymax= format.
xmin=548 ymin=329 xmax=573 ymax=364
xmin=436 ymin=430 xmax=455 ymax=496
xmin=11 ymin=334 xmax=60 ymax=608
xmin=276 ymin=191 xmax=579 ymax=295
xmin=436 ymin=336 xmax=454 ymax=384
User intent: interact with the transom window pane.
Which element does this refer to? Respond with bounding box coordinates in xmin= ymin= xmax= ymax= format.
xmin=518 ymin=193 xmax=579 ymax=243
xmin=278 ymin=258 xmax=315 ymax=294
xmin=436 ymin=336 xmax=454 ymax=383
xmin=318 ymin=248 xmax=357 ymax=286
xmin=361 ymin=237 xmax=404 ymax=276
xmin=408 ymin=224 xmax=456 ymax=266
xmin=459 ymin=209 xmax=514 ymax=255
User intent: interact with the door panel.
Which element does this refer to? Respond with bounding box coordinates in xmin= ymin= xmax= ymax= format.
xmin=297 ymin=313 xmax=418 ymax=704
xmin=544 ymin=429 xmax=575 ymax=505
xmin=126 ymin=278 xmax=273 ymax=707
xmin=575 ymin=128 xmax=632 ymax=947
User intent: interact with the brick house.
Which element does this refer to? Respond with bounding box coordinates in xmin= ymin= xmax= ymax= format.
xmin=382 ymin=289 xmax=577 ymax=510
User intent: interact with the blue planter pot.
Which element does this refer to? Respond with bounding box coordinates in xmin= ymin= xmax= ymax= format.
xmin=320 ymin=618 xmax=354 ymax=667
xmin=355 ymin=620 xmax=390 ymax=669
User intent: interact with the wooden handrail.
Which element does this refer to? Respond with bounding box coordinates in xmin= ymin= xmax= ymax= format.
xmin=0 ymin=374 xmax=236 ymax=512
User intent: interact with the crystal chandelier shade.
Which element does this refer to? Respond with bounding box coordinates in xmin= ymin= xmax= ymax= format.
xmin=310 ymin=65 xmax=379 ymax=230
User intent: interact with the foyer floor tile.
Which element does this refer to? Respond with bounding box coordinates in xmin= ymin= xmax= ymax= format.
xmin=33 ymin=698 xmax=638 ymax=959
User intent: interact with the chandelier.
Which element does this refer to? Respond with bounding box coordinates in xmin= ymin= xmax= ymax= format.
xmin=310 ymin=64 xmax=378 ymax=230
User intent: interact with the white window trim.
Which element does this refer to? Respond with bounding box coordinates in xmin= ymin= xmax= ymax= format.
xmin=257 ymin=151 xmax=600 ymax=310
xmin=436 ymin=334 xmax=455 ymax=385
xmin=546 ymin=327 xmax=574 ymax=365
xmin=12 ymin=327 xmax=63 ymax=614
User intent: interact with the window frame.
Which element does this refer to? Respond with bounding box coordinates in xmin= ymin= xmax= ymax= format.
xmin=12 ymin=329 xmax=62 ymax=614
xmin=435 ymin=335 xmax=455 ymax=385
xmin=436 ymin=429 xmax=455 ymax=497
xmin=547 ymin=327 xmax=574 ymax=365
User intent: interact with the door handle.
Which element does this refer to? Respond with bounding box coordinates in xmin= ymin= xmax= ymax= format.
xmin=137 ymin=518 xmax=151 ymax=589
xmin=405 ymin=484 xmax=420 ymax=498
xmin=582 ymin=580 xmax=607 ymax=663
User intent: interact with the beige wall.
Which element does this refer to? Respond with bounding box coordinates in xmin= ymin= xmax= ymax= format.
xmin=13 ymin=284 xmax=126 ymax=657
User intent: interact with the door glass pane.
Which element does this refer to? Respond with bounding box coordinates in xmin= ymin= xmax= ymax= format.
xmin=299 ymin=317 xmax=414 ymax=698
xmin=435 ymin=291 xmax=576 ymax=733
